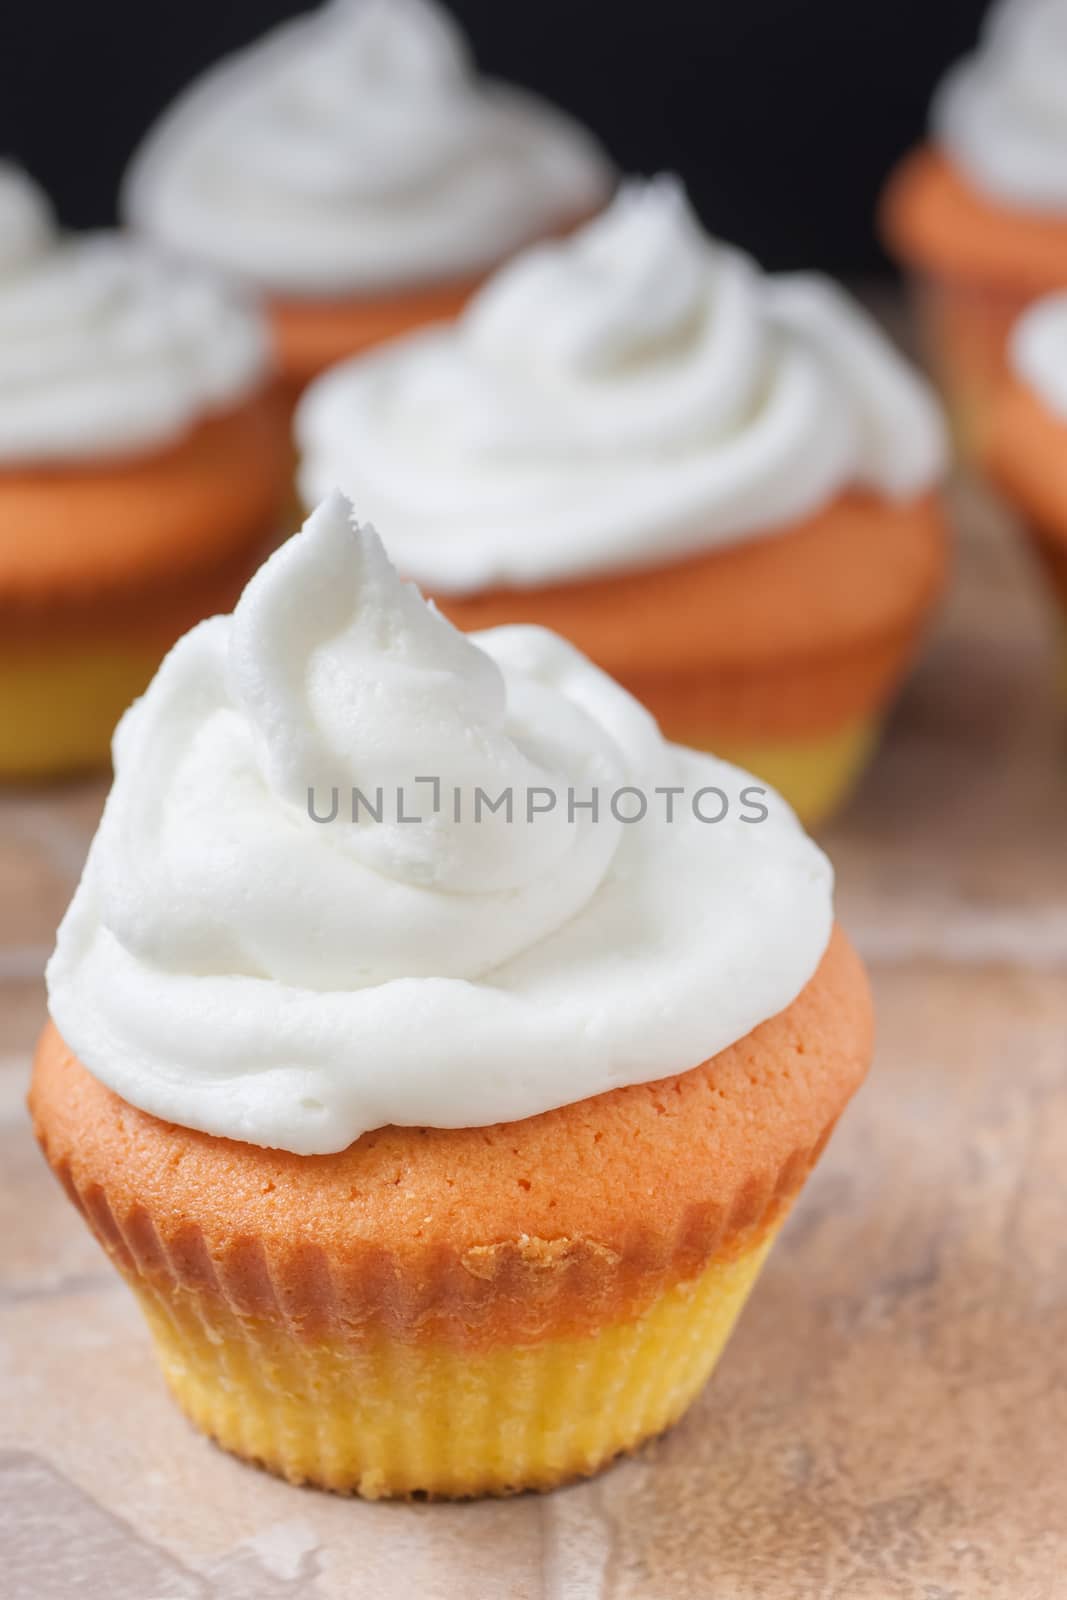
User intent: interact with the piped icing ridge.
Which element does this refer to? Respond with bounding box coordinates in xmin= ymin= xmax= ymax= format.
xmin=296 ymin=178 xmax=946 ymax=594
xmin=122 ymin=0 xmax=612 ymax=295
xmin=47 ymin=493 xmax=834 ymax=1154
xmin=933 ymin=0 xmax=1067 ymax=211
xmin=0 ymin=164 xmax=268 ymax=464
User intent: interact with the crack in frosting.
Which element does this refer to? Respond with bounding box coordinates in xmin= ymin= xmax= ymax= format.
xmin=296 ymin=178 xmax=946 ymax=593
xmin=0 ymin=163 xmax=268 ymax=464
xmin=122 ymin=0 xmax=612 ymax=295
xmin=47 ymin=493 xmax=834 ymax=1154
xmin=933 ymin=0 xmax=1067 ymax=210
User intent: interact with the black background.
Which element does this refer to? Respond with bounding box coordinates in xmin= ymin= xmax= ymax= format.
xmin=1 ymin=0 xmax=990 ymax=273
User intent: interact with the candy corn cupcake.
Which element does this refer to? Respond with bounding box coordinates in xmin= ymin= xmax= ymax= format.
xmin=985 ymin=292 xmax=1067 ymax=698
xmin=122 ymin=0 xmax=612 ymax=397
xmin=296 ymin=179 xmax=950 ymax=825
xmin=31 ymin=495 xmax=872 ymax=1499
xmin=882 ymin=0 xmax=1067 ymax=451
xmin=0 ymin=164 xmax=291 ymax=780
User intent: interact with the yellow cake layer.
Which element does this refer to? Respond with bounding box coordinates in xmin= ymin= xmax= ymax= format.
xmin=0 ymin=642 xmax=160 ymax=780
xmin=132 ymin=1223 xmax=780 ymax=1499
xmin=689 ymin=718 xmax=879 ymax=828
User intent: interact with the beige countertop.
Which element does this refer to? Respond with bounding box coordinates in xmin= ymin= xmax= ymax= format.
xmin=2 ymin=475 xmax=1066 ymax=1599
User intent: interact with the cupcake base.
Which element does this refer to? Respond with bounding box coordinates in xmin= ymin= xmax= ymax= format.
xmin=881 ymin=148 xmax=1067 ymax=453
xmin=430 ymin=490 xmax=947 ymax=830
xmin=30 ymin=932 xmax=871 ymax=1501
xmin=0 ymin=389 xmax=291 ymax=780
xmin=132 ymin=1220 xmax=780 ymax=1499
xmin=686 ymin=718 xmax=879 ymax=828
xmin=0 ymin=640 xmax=162 ymax=780
xmin=913 ymin=273 xmax=1032 ymax=455
xmin=0 ymin=532 xmax=274 ymax=781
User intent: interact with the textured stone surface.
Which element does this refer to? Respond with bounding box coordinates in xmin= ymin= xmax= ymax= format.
xmin=2 ymin=466 xmax=1065 ymax=1595
xmin=829 ymin=475 xmax=1067 ymax=971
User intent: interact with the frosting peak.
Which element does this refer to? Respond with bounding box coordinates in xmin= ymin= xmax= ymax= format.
xmin=933 ymin=0 xmax=1067 ymax=210
xmin=0 ymin=166 xmax=269 ymax=464
xmin=467 ymin=177 xmax=713 ymax=384
xmin=297 ymin=180 xmax=946 ymax=594
xmin=122 ymin=0 xmax=612 ymax=295
xmin=0 ymin=161 xmax=53 ymax=275
xmin=318 ymin=0 xmax=470 ymax=87
xmin=47 ymin=495 xmax=834 ymax=1153
xmin=228 ymin=493 xmax=628 ymax=911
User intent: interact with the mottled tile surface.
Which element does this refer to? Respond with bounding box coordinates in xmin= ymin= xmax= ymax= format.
xmin=2 ymin=465 xmax=1065 ymax=1596
xmin=830 ymin=475 xmax=1067 ymax=971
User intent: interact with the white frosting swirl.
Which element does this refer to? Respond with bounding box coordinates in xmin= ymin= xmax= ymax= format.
xmin=1010 ymin=290 xmax=1067 ymax=419
xmin=0 ymin=168 xmax=269 ymax=464
xmin=47 ymin=493 xmax=834 ymax=1155
xmin=933 ymin=0 xmax=1067 ymax=210
xmin=296 ymin=180 xmax=946 ymax=593
xmin=122 ymin=0 xmax=612 ymax=295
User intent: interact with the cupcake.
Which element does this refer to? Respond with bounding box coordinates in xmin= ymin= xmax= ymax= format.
xmin=296 ymin=179 xmax=950 ymax=826
xmin=31 ymin=493 xmax=872 ymax=1499
xmin=0 ymin=164 xmax=290 ymax=780
xmin=122 ymin=0 xmax=612 ymax=397
xmin=985 ymin=292 xmax=1067 ymax=696
xmin=882 ymin=0 xmax=1067 ymax=450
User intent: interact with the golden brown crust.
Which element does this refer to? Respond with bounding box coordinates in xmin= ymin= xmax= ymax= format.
xmin=30 ymin=926 xmax=871 ymax=1347
xmin=433 ymin=493 xmax=948 ymax=739
xmin=883 ymin=146 xmax=1067 ymax=289
xmin=0 ymin=385 xmax=291 ymax=620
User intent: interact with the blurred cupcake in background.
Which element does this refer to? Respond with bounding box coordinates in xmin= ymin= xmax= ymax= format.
xmin=985 ymin=292 xmax=1067 ymax=697
xmin=122 ymin=0 xmax=612 ymax=398
xmin=0 ymin=163 xmax=290 ymax=781
xmin=296 ymin=179 xmax=949 ymax=826
xmin=882 ymin=0 xmax=1067 ymax=451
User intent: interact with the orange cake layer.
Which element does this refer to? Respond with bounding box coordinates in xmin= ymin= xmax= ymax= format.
xmin=618 ymin=632 xmax=920 ymax=741
xmin=30 ymin=926 xmax=871 ymax=1350
xmin=0 ymin=541 xmax=274 ymax=664
xmin=0 ymin=386 xmax=291 ymax=622
xmin=434 ymin=493 xmax=948 ymax=738
xmin=882 ymin=148 xmax=1067 ymax=289
xmin=269 ymin=280 xmax=480 ymax=394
